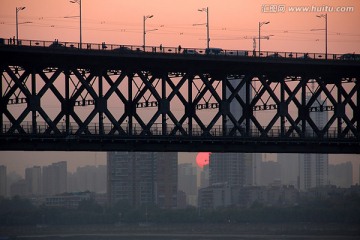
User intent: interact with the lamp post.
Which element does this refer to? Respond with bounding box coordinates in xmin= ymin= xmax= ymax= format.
xmin=69 ymin=0 xmax=82 ymax=48
xmin=16 ymin=7 xmax=26 ymax=44
xmin=316 ymin=14 xmax=327 ymax=59
xmin=258 ymin=21 xmax=270 ymax=56
xmin=198 ymin=7 xmax=209 ymax=49
xmin=143 ymin=15 xmax=154 ymax=50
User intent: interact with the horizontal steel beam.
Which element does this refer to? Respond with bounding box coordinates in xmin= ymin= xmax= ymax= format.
xmin=0 ymin=136 xmax=358 ymax=153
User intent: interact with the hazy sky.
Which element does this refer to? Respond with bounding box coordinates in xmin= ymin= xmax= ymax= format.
xmin=0 ymin=0 xmax=359 ymax=52
xmin=0 ymin=0 xmax=359 ymax=180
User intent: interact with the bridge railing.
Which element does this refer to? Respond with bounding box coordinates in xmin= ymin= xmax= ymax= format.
xmin=1 ymin=37 xmax=359 ymax=61
xmin=1 ymin=121 xmax=356 ymax=139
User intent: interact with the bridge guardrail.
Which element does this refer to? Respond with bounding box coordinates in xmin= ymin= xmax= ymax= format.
xmin=1 ymin=37 xmax=359 ymax=61
xmin=0 ymin=121 xmax=356 ymax=139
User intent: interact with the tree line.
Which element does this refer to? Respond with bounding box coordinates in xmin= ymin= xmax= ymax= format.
xmin=0 ymin=194 xmax=359 ymax=226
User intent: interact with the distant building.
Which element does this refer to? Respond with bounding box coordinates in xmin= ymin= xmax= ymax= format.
xmin=278 ymin=153 xmax=300 ymax=187
xmin=10 ymin=179 xmax=27 ymax=197
xmin=45 ymin=191 xmax=93 ymax=208
xmin=107 ymin=152 xmax=177 ymax=209
xmin=253 ymin=153 xmax=262 ymax=186
xmin=299 ymin=94 xmax=329 ymax=190
xmin=260 ymin=161 xmax=281 ymax=186
xmin=0 ymin=165 xmax=6 ymax=197
xmin=199 ymin=184 xmax=299 ymax=210
xmin=68 ymin=165 xmax=106 ymax=193
xmin=178 ymin=163 xmax=197 ymax=206
xmin=25 ymin=166 xmax=42 ymax=196
xmin=43 ymin=161 xmax=67 ymax=196
xmin=209 ymin=77 xmax=254 ymax=188
xmin=329 ymin=162 xmax=353 ymax=188
xmin=210 ymin=153 xmax=252 ymax=187
xmin=177 ymin=190 xmax=187 ymax=209
xmin=156 ymin=152 xmax=178 ymax=209
xmin=200 ymin=165 xmax=209 ymax=189
xmin=198 ymin=183 xmax=231 ymax=210
xmin=6 ymin=171 xmax=21 ymax=197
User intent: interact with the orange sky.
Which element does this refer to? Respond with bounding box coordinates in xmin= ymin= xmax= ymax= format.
xmin=1 ymin=0 xmax=360 ymax=53
xmin=0 ymin=0 xmax=359 ymax=181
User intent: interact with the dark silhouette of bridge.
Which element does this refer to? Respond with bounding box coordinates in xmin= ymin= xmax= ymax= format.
xmin=0 ymin=39 xmax=359 ymax=153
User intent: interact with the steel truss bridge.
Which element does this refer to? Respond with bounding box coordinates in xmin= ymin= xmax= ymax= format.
xmin=0 ymin=39 xmax=359 ymax=153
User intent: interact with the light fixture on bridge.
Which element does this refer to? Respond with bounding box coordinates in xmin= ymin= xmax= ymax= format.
xmin=69 ymin=0 xmax=82 ymax=48
xmin=143 ymin=14 xmax=154 ymax=50
xmin=258 ymin=21 xmax=270 ymax=56
xmin=16 ymin=6 xmax=26 ymax=44
xmin=316 ymin=14 xmax=328 ymax=59
xmin=197 ymin=7 xmax=210 ymax=49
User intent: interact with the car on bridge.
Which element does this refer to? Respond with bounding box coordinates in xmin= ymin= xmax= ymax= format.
xmin=266 ymin=52 xmax=282 ymax=58
xmin=183 ymin=49 xmax=198 ymax=54
xmin=339 ymin=53 xmax=360 ymax=60
xmin=112 ymin=46 xmax=133 ymax=53
xmin=298 ymin=53 xmax=312 ymax=59
xmin=205 ymin=48 xmax=224 ymax=55
xmin=49 ymin=40 xmax=66 ymax=48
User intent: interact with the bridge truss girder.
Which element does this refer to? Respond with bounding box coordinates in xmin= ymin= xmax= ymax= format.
xmin=0 ymin=62 xmax=359 ymax=153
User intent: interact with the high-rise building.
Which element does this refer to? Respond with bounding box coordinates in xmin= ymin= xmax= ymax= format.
xmin=260 ymin=161 xmax=281 ymax=186
xmin=210 ymin=152 xmax=252 ymax=186
xmin=156 ymin=152 xmax=178 ymax=209
xmin=107 ymin=152 xmax=177 ymax=209
xmin=200 ymin=164 xmax=210 ymax=189
xmin=299 ymin=94 xmax=329 ymax=190
xmin=25 ymin=166 xmax=42 ymax=196
xmin=278 ymin=153 xmax=300 ymax=187
xmin=329 ymin=162 xmax=353 ymax=187
xmin=43 ymin=161 xmax=67 ymax=196
xmin=68 ymin=165 xmax=107 ymax=193
xmin=0 ymin=165 xmax=7 ymax=197
xmin=178 ymin=163 xmax=197 ymax=206
xmin=10 ymin=179 xmax=27 ymax=197
xmin=208 ymin=77 xmax=254 ymax=188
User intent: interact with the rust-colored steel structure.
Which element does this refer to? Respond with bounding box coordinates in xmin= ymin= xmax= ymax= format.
xmin=0 ymin=39 xmax=359 ymax=153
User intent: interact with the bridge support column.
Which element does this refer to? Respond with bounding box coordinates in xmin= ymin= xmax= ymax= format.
xmin=162 ymin=73 xmax=167 ymax=135
xmin=222 ymin=76 xmax=227 ymax=136
xmin=358 ymin=79 xmax=360 ymax=135
xmin=0 ymin=67 xmax=3 ymax=134
xmin=98 ymin=73 xmax=104 ymax=135
xmin=31 ymin=71 xmax=37 ymax=134
xmin=301 ymin=77 xmax=307 ymax=137
xmin=188 ymin=75 xmax=193 ymax=136
xmin=128 ymin=73 xmax=133 ymax=135
xmin=65 ymin=71 xmax=70 ymax=134
xmin=336 ymin=81 xmax=342 ymax=137
xmin=280 ymin=77 xmax=285 ymax=137
xmin=246 ymin=76 xmax=251 ymax=137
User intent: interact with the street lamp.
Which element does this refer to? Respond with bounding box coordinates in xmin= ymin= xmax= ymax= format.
xmin=69 ymin=0 xmax=82 ymax=48
xmin=16 ymin=7 xmax=26 ymax=44
xmin=198 ymin=7 xmax=209 ymax=49
xmin=258 ymin=21 xmax=270 ymax=56
xmin=316 ymin=14 xmax=327 ymax=59
xmin=143 ymin=15 xmax=154 ymax=50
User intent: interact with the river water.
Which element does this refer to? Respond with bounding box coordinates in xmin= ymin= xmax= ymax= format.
xmin=14 ymin=233 xmax=360 ymax=240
